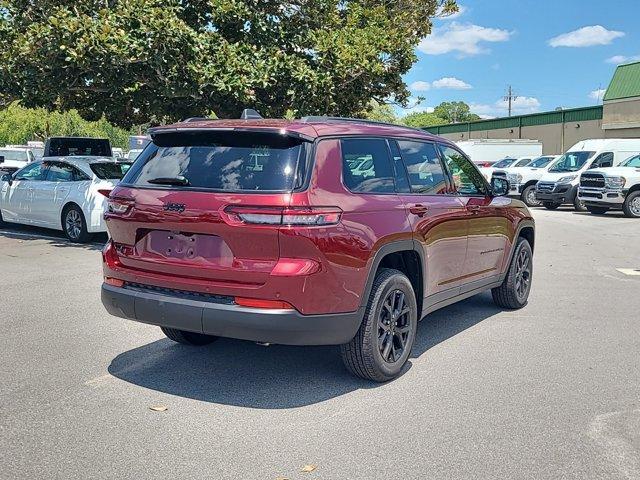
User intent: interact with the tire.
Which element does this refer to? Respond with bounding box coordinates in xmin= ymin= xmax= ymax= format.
xmin=340 ymin=268 xmax=418 ymax=382
xmin=160 ymin=327 xmax=218 ymax=346
xmin=622 ymin=191 xmax=640 ymax=218
xmin=0 ymin=209 xmax=6 ymax=227
xmin=586 ymin=206 xmax=609 ymax=215
xmin=521 ymin=185 xmax=541 ymax=207
xmin=543 ymin=201 xmax=560 ymax=210
xmin=62 ymin=204 xmax=93 ymax=243
xmin=573 ymin=194 xmax=587 ymax=212
xmin=492 ymin=237 xmax=533 ymax=309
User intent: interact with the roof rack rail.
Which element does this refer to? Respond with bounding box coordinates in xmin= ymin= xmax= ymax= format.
xmin=300 ymin=116 xmax=430 ymax=134
xmin=182 ymin=117 xmax=215 ymax=123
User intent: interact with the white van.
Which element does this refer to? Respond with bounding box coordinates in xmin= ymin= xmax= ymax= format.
xmin=535 ymin=139 xmax=640 ymax=211
xmin=456 ymin=139 xmax=543 ymax=167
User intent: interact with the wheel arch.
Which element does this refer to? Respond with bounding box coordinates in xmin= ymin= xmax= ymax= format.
xmin=60 ymin=201 xmax=86 ymax=229
xmin=627 ymin=184 xmax=640 ymax=195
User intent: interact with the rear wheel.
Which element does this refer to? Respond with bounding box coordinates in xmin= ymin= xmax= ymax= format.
xmin=62 ymin=205 xmax=93 ymax=243
xmin=622 ymin=191 xmax=640 ymax=218
xmin=341 ymin=268 xmax=417 ymax=382
xmin=492 ymin=237 xmax=533 ymax=309
xmin=543 ymin=201 xmax=560 ymax=210
xmin=573 ymin=194 xmax=587 ymax=212
xmin=521 ymin=185 xmax=542 ymax=207
xmin=161 ymin=327 xmax=218 ymax=346
xmin=586 ymin=206 xmax=609 ymax=215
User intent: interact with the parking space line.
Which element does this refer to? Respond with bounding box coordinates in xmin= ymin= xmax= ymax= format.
xmin=616 ymin=268 xmax=640 ymax=276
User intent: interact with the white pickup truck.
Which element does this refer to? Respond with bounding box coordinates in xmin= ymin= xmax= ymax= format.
xmin=578 ymin=154 xmax=640 ymax=218
xmin=491 ymin=155 xmax=559 ymax=206
xmin=0 ymin=147 xmax=36 ymax=174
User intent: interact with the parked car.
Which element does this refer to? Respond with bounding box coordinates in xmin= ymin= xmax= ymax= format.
xmin=578 ymin=153 xmax=640 ymax=217
xmin=492 ymin=155 xmax=560 ymax=207
xmin=535 ymin=139 xmax=640 ymax=211
xmin=0 ymin=158 xmax=131 ymax=242
xmin=100 ymin=114 xmax=535 ymax=382
xmin=0 ymin=146 xmax=36 ymax=175
xmin=479 ymin=156 xmax=533 ymax=181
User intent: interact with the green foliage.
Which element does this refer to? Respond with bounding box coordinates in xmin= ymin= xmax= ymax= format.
xmin=362 ymin=101 xmax=400 ymax=124
xmin=0 ymin=0 xmax=457 ymax=127
xmin=433 ymin=101 xmax=480 ymax=123
xmin=402 ymin=111 xmax=446 ymax=128
xmin=0 ymin=103 xmax=133 ymax=149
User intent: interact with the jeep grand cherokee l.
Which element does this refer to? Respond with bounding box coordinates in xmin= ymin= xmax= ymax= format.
xmin=101 ymin=115 xmax=535 ymax=382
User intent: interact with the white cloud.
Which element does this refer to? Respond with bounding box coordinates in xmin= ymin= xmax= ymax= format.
xmin=606 ymin=54 xmax=640 ymax=64
xmin=431 ymin=77 xmax=472 ymax=90
xmin=409 ymin=81 xmax=431 ymax=92
xmin=418 ymin=22 xmax=512 ymax=56
xmin=470 ymin=96 xmax=541 ymax=117
xmin=548 ymin=25 xmax=624 ymax=48
xmin=588 ymin=89 xmax=606 ymax=101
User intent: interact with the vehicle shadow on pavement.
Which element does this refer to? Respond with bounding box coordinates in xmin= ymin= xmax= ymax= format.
xmin=0 ymin=224 xmax=107 ymax=250
xmin=108 ymin=293 xmax=500 ymax=408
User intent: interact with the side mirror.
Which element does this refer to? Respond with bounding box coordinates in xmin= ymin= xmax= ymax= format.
xmin=1 ymin=173 xmax=13 ymax=185
xmin=491 ymin=177 xmax=509 ymax=196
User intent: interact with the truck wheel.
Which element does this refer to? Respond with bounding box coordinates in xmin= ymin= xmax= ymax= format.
xmin=492 ymin=237 xmax=533 ymax=309
xmin=543 ymin=201 xmax=560 ymax=210
xmin=340 ymin=268 xmax=417 ymax=382
xmin=573 ymin=195 xmax=587 ymax=212
xmin=586 ymin=206 xmax=609 ymax=215
xmin=62 ymin=205 xmax=93 ymax=243
xmin=521 ymin=185 xmax=541 ymax=207
xmin=622 ymin=191 xmax=640 ymax=218
xmin=161 ymin=327 xmax=218 ymax=346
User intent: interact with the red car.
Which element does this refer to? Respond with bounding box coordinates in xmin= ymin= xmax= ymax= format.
xmin=101 ymin=113 xmax=534 ymax=381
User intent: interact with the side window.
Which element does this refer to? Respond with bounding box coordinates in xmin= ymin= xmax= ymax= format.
xmin=590 ymin=152 xmax=613 ymax=169
xmin=438 ymin=144 xmax=488 ymax=196
xmin=341 ymin=138 xmax=395 ymax=193
xmin=46 ymin=162 xmax=76 ymax=182
xmin=515 ymin=158 xmax=531 ymax=167
xmin=15 ymin=162 xmax=46 ymax=181
xmin=397 ymin=140 xmax=448 ymax=194
xmin=387 ymin=140 xmax=410 ymax=193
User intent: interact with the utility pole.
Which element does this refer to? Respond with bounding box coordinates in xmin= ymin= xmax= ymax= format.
xmin=503 ymin=86 xmax=518 ymax=117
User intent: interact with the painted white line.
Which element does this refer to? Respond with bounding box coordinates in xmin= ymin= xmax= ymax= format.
xmin=616 ymin=268 xmax=640 ymax=276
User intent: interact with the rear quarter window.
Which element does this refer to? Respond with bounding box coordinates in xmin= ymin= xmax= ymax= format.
xmin=340 ymin=138 xmax=395 ymax=193
xmin=124 ymin=131 xmax=305 ymax=192
xmin=90 ymin=163 xmax=132 ymax=180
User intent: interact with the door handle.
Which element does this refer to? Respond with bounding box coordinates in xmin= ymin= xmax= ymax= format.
xmin=409 ymin=204 xmax=429 ymax=217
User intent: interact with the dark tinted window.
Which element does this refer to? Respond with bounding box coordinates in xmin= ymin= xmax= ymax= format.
xmin=15 ymin=162 xmax=46 ymax=181
xmin=590 ymin=152 xmax=613 ymax=168
xmin=388 ymin=140 xmax=410 ymax=193
xmin=397 ymin=140 xmax=447 ymax=194
xmin=47 ymin=138 xmax=112 ymax=157
xmin=90 ymin=162 xmax=132 ymax=180
xmin=127 ymin=132 xmax=303 ymax=192
xmin=341 ymin=138 xmax=395 ymax=193
xmin=439 ymin=144 xmax=488 ymax=195
xmin=515 ymin=158 xmax=532 ymax=167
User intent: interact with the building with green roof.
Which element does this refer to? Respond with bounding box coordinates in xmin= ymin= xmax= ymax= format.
xmin=424 ymin=61 xmax=640 ymax=154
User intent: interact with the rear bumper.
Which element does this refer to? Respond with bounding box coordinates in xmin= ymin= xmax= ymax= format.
xmin=101 ymin=283 xmax=363 ymax=346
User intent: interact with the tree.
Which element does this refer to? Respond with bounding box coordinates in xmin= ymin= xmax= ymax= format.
xmin=402 ymin=111 xmax=446 ymax=128
xmin=433 ymin=101 xmax=480 ymax=123
xmin=362 ymin=100 xmax=400 ymax=124
xmin=0 ymin=0 xmax=458 ymax=127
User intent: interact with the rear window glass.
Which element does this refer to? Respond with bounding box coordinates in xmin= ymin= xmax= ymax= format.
xmin=0 ymin=149 xmax=29 ymax=162
xmin=47 ymin=138 xmax=112 ymax=157
xmin=125 ymin=131 xmax=304 ymax=192
xmin=90 ymin=162 xmax=132 ymax=179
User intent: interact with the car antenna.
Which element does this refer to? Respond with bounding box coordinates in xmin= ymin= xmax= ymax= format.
xmin=240 ymin=108 xmax=263 ymax=120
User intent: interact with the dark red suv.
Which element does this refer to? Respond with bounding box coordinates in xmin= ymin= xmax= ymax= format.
xmin=101 ymin=115 xmax=534 ymax=381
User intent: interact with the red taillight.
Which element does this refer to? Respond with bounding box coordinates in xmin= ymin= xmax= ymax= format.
xmin=271 ymin=258 xmax=321 ymax=276
xmin=104 ymin=277 xmax=125 ymax=287
xmin=97 ymin=189 xmax=112 ymax=198
xmin=107 ymin=196 xmax=134 ymax=214
xmin=234 ymin=297 xmax=294 ymax=310
xmin=222 ymin=206 xmax=342 ymax=226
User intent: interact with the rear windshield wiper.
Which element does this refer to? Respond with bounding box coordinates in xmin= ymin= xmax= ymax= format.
xmin=147 ymin=176 xmax=190 ymax=186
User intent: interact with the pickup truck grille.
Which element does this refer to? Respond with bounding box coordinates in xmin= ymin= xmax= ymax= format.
xmin=536 ymin=182 xmax=555 ymax=192
xmin=580 ymin=173 xmax=605 ymax=188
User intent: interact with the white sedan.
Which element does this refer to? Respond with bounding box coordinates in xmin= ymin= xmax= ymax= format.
xmin=0 ymin=157 xmax=131 ymax=242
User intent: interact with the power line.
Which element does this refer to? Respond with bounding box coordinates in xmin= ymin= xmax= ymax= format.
xmin=503 ymin=85 xmax=518 ymax=117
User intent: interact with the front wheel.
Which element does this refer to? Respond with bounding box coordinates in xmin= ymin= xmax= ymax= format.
xmin=586 ymin=205 xmax=609 ymax=215
xmin=521 ymin=185 xmax=541 ymax=207
xmin=161 ymin=327 xmax=218 ymax=346
xmin=341 ymin=268 xmax=417 ymax=382
xmin=492 ymin=237 xmax=533 ymax=309
xmin=623 ymin=191 xmax=640 ymax=218
xmin=543 ymin=201 xmax=560 ymax=210
xmin=62 ymin=205 xmax=93 ymax=243
xmin=573 ymin=194 xmax=587 ymax=212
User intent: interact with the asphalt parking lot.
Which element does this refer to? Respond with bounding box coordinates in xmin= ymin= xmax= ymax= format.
xmin=1 ymin=207 xmax=639 ymax=480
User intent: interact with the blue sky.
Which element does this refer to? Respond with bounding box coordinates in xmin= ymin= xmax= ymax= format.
xmin=400 ymin=0 xmax=640 ymax=118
